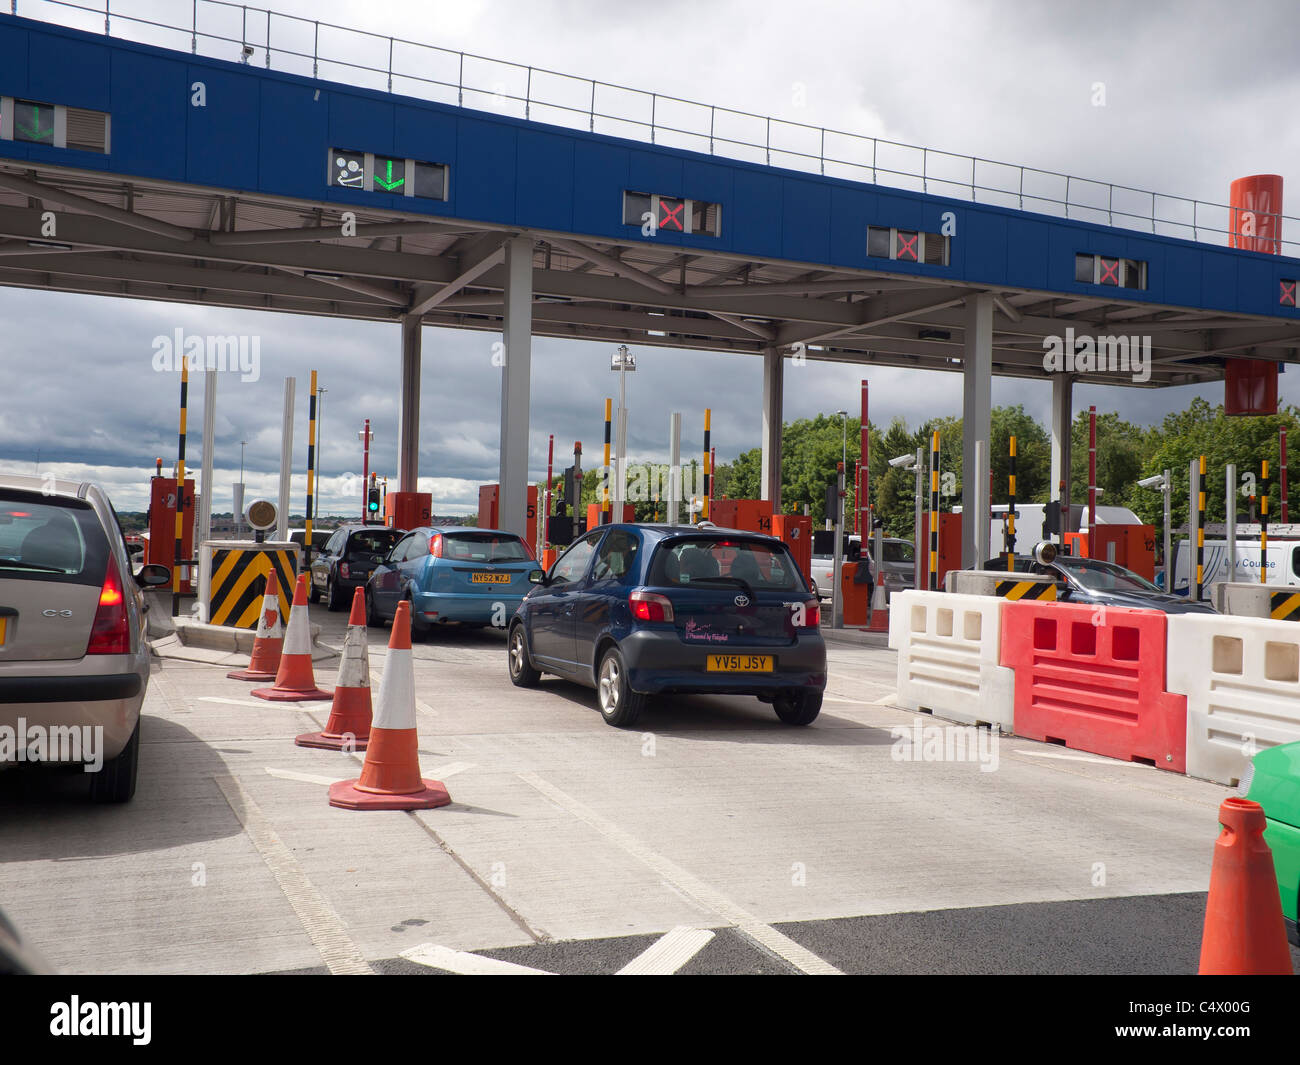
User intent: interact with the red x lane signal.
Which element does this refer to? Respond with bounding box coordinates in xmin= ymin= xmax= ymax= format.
xmin=896 ymin=231 xmax=919 ymax=261
xmin=1281 ymin=280 xmax=1296 ymax=307
xmin=658 ymin=198 xmax=685 ymax=231
xmin=1098 ymin=257 xmax=1120 ymax=285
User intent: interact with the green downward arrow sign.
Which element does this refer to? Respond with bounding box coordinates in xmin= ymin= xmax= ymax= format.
xmin=374 ymin=159 xmax=404 ymax=191
xmin=18 ymin=104 xmax=53 ymax=141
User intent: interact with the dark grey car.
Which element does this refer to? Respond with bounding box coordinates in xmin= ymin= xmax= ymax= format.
xmin=987 ymin=553 xmax=1218 ymax=614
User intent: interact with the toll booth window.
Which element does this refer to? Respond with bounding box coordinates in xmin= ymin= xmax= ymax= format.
xmin=1281 ymin=279 xmax=1296 ymax=307
xmin=1075 ymin=252 xmax=1148 ymax=291
xmin=327 ymin=148 xmax=447 ymax=199
xmin=12 ymin=99 xmax=55 ymax=145
xmin=0 ymin=98 xmax=111 ymax=153
xmin=330 ymin=149 xmax=366 ymax=189
xmin=866 ymin=226 xmax=949 ymax=265
xmin=65 ymin=107 xmax=109 ymax=153
xmin=623 ymin=191 xmax=722 ymax=236
xmin=372 ymin=155 xmax=407 ymax=195
xmin=413 ymin=162 xmax=447 ymax=200
xmin=623 ymin=191 xmax=652 ymax=226
xmin=691 ymin=199 xmax=721 ymax=237
xmin=1293 ymin=545 xmax=1300 ymax=579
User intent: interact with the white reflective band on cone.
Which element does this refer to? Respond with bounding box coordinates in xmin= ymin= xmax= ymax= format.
xmin=282 ymin=601 xmax=312 ymax=655
xmin=336 ymin=626 xmax=370 ymax=689
xmin=373 ymin=647 xmax=415 ymax=730
xmin=255 ymin=594 xmax=282 ymax=639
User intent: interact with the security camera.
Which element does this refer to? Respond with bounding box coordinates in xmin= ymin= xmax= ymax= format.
xmin=888 ymin=454 xmax=915 ymax=468
xmin=1137 ymin=474 xmax=1167 ymax=490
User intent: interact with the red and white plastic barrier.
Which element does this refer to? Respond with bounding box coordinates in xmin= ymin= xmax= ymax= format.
xmin=999 ymin=601 xmax=1186 ymax=772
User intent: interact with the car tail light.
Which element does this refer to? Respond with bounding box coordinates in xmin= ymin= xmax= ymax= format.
xmin=429 ymin=534 xmax=443 ymax=558
xmin=86 ymin=560 xmax=130 ymax=655
xmin=340 ymin=562 xmax=351 ymax=579
xmin=793 ymin=600 xmax=820 ymax=629
xmin=630 ymin=589 xmax=674 ymax=623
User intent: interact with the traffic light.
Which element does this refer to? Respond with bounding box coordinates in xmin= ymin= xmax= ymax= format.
xmin=367 ymin=486 xmax=381 ymax=515
xmin=825 ymin=482 xmax=839 ymax=523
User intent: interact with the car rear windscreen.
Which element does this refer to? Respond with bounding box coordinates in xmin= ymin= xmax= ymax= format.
xmin=347 ymin=529 xmax=401 ymax=558
xmin=443 ymin=532 xmax=531 ymax=563
xmin=650 ymin=538 xmax=805 ymax=592
xmin=0 ymin=494 xmax=109 ymax=586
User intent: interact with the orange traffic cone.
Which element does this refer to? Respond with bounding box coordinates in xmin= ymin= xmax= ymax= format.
xmin=329 ymin=600 xmax=450 ymax=811
xmin=867 ymin=568 xmax=890 ymax=632
xmin=227 ymin=573 xmax=284 ymax=681
xmin=296 ymin=587 xmax=372 ymax=751
xmin=1198 ymin=797 xmax=1294 ymax=974
xmin=252 ymin=574 xmax=331 ymax=702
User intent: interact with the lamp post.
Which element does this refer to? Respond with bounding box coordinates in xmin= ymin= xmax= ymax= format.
xmin=611 ymin=346 xmax=636 ymax=513
xmin=891 ymin=451 xmax=925 ymax=589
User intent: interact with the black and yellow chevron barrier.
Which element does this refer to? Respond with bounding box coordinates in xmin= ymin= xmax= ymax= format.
xmin=995 ymin=578 xmax=1057 ymax=601
xmin=1270 ymin=590 xmax=1300 ymax=622
xmin=208 ymin=547 xmax=297 ymax=628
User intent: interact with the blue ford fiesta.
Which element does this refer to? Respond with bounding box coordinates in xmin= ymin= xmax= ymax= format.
xmin=507 ymin=523 xmax=827 ymax=727
xmin=365 ymin=526 xmax=542 ymax=636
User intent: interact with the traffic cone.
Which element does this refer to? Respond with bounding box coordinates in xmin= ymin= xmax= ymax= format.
xmin=296 ymin=587 xmax=372 ymax=751
xmin=252 ymin=574 xmax=331 ymax=702
xmin=329 ymin=600 xmax=450 ymax=811
xmin=1198 ymin=797 xmax=1294 ymax=975
xmin=867 ymin=568 xmax=890 ymax=632
xmin=227 ymin=573 xmax=284 ymax=681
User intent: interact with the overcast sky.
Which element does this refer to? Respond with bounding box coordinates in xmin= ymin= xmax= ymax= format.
xmin=3 ymin=0 xmax=1300 ymax=513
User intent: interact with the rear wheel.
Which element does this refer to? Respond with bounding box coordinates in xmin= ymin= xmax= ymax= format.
xmin=309 ymin=577 xmax=321 ymax=604
xmin=365 ymin=588 xmax=383 ymax=628
xmin=773 ymin=689 xmax=822 ymax=726
xmin=596 ymin=647 xmax=645 ymax=728
xmin=326 ymin=577 xmax=344 ymax=612
xmin=508 ymin=625 xmax=541 ymax=687
xmin=90 ymin=719 xmax=139 ymax=803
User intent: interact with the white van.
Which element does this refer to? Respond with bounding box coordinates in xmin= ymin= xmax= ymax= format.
xmin=1172 ymin=529 xmax=1300 ymax=594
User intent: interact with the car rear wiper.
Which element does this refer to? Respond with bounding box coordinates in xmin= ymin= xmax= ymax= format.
xmin=0 ymin=560 xmax=65 ymax=573
xmin=689 ymin=575 xmax=756 ymax=600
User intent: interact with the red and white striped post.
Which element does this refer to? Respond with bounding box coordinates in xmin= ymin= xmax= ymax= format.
xmin=859 ymin=380 xmax=869 ymax=536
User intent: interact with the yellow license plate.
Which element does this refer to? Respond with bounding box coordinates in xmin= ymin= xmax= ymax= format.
xmin=471 ymin=573 xmax=510 ymax=584
xmin=706 ymin=654 xmax=773 ymax=673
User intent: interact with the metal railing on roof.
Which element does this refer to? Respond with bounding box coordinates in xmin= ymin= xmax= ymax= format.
xmin=11 ymin=0 xmax=1300 ymax=256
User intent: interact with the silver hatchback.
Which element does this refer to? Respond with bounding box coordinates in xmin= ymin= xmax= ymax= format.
xmin=0 ymin=474 xmax=169 ymax=802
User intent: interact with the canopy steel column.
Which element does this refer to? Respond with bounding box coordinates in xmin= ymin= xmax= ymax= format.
xmin=1050 ymin=374 xmax=1074 ymax=543
xmin=761 ymin=347 xmax=784 ymax=509
xmin=498 ymin=235 xmax=534 ymax=538
xmin=961 ymin=294 xmax=993 ymax=568
xmin=398 ymin=313 xmax=421 ymax=493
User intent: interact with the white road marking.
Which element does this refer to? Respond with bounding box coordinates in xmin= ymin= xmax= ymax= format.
xmin=517 ymin=772 xmax=842 ymax=976
xmin=617 ymin=926 xmax=715 ymax=975
xmin=1013 ymin=749 xmax=1146 ymax=767
xmin=265 ymin=767 xmax=348 ymax=786
xmin=872 ymin=691 xmax=900 ymax=705
xmin=426 ymin=761 xmax=475 ymax=780
xmin=399 ymin=942 xmax=554 ymax=975
xmin=214 ymin=773 xmax=373 ymax=976
xmin=199 ymin=696 xmax=330 ymax=710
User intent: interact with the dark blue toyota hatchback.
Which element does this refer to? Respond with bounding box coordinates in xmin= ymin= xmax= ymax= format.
xmin=507 ymin=524 xmax=827 ymax=727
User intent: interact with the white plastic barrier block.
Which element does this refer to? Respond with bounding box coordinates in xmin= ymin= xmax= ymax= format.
xmin=1167 ymin=614 xmax=1300 ymax=786
xmin=891 ymin=590 xmax=1015 ymax=731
